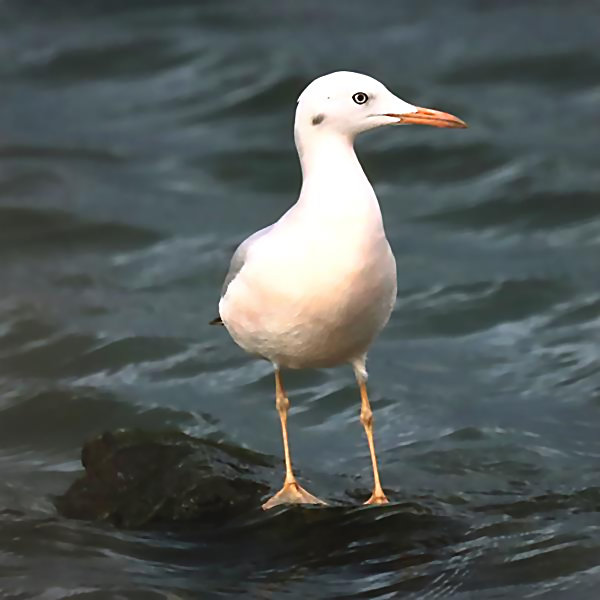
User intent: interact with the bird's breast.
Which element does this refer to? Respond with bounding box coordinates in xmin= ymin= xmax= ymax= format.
xmin=220 ymin=222 xmax=397 ymax=367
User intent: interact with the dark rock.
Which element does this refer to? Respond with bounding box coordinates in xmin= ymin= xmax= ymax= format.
xmin=56 ymin=429 xmax=273 ymax=528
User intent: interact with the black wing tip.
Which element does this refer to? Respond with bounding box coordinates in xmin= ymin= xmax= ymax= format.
xmin=209 ymin=316 xmax=224 ymax=326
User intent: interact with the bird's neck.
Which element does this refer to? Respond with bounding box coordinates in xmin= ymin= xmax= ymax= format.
xmin=294 ymin=129 xmax=381 ymax=220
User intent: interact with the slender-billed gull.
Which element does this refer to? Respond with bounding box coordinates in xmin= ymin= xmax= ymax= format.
xmin=213 ymin=71 xmax=466 ymax=509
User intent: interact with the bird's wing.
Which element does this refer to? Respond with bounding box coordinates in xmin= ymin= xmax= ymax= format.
xmin=209 ymin=225 xmax=275 ymax=325
xmin=221 ymin=224 xmax=274 ymax=298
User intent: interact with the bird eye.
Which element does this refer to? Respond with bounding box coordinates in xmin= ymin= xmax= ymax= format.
xmin=352 ymin=92 xmax=368 ymax=105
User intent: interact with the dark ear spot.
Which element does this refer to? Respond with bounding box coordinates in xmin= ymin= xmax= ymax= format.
xmin=312 ymin=114 xmax=325 ymax=126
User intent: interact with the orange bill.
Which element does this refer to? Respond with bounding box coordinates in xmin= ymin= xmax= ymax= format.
xmin=385 ymin=107 xmax=467 ymax=128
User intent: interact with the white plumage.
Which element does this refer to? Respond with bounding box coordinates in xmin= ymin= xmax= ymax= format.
xmin=216 ymin=71 xmax=466 ymax=509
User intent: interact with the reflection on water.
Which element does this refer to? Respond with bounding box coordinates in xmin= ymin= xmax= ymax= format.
xmin=1 ymin=0 xmax=599 ymax=598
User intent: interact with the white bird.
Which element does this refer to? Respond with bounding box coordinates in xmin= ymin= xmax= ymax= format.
xmin=214 ymin=71 xmax=466 ymax=510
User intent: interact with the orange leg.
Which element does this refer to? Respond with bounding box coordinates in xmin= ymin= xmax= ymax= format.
xmin=357 ymin=377 xmax=388 ymax=505
xmin=261 ymin=369 xmax=326 ymax=510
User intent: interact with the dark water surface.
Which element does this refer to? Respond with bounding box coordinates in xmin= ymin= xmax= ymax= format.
xmin=1 ymin=1 xmax=600 ymax=598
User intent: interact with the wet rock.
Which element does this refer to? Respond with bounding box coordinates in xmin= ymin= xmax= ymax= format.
xmin=56 ymin=429 xmax=273 ymax=528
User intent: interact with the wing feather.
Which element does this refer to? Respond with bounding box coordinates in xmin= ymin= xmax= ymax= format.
xmin=220 ymin=224 xmax=274 ymax=298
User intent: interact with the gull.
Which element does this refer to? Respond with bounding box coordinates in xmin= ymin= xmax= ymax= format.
xmin=213 ymin=71 xmax=466 ymax=509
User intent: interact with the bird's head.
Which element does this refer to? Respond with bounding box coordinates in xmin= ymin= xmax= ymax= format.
xmin=295 ymin=71 xmax=467 ymax=139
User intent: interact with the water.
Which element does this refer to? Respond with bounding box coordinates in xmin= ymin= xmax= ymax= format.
xmin=1 ymin=0 xmax=599 ymax=597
